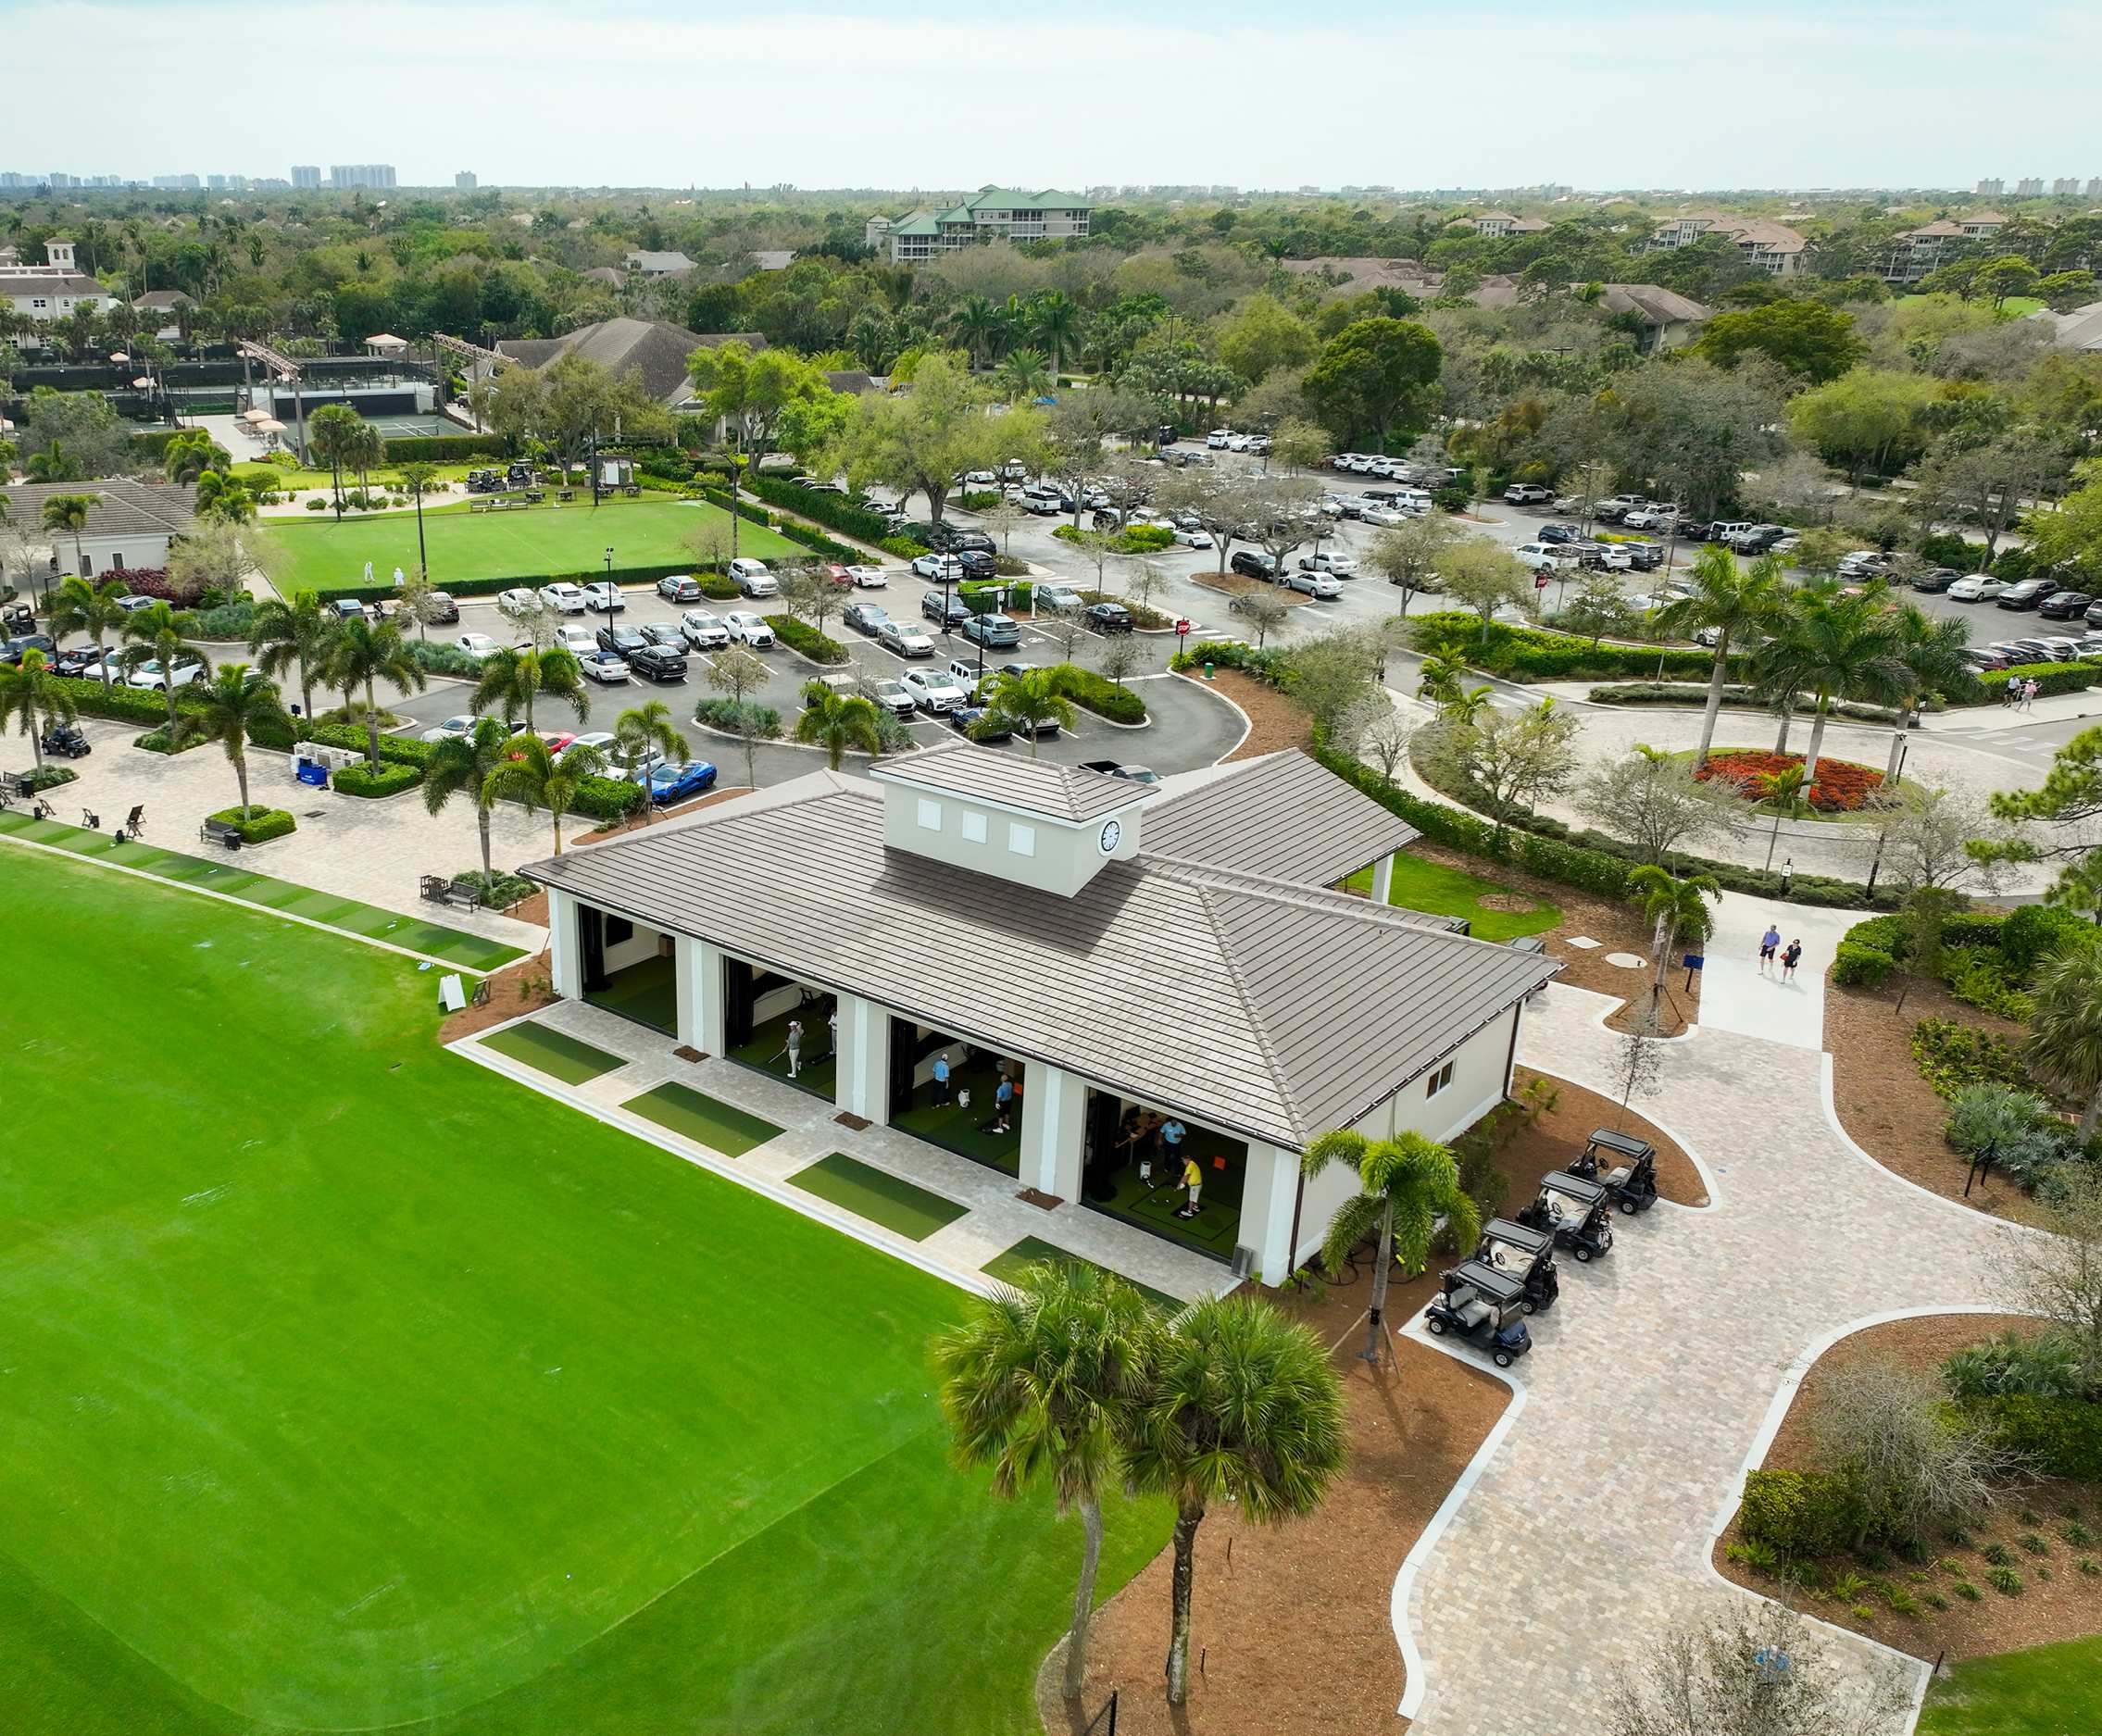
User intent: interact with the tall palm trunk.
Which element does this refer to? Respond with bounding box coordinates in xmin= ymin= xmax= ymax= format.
xmin=1802 ymin=695 xmax=1833 ymax=790
xmin=1362 ymin=1197 xmax=1395 ymax=1365
xmin=477 ymin=806 xmax=494 ymax=877
xmin=27 ymin=718 xmax=45 ymax=772
xmin=233 ymin=752 xmax=250 ymax=816
xmin=95 ymin=635 xmax=112 ymax=693
xmin=2080 ymin=1080 xmax=2102 ymax=1147
xmin=552 ymin=809 xmax=565 ymax=856
xmin=363 ymin=677 xmax=382 ymax=768
xmin=1696 ymin=634 xmax=1730 ymax=766
xmin=1772 ymin=699 xmax=1794 ymax=755
xmin=1063 ymin=1495 xmax=1104 ymax=1699
xmin=1165 ymin=1505 xmax=1204 ymax=1705
xmin=163 ymin=679 xmax=179 ymax=734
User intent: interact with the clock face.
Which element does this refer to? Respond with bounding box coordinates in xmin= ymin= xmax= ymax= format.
xmin=1099 ymin=818 xmax=1122 ymax=856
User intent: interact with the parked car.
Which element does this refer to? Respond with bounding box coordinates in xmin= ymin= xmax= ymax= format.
xmin=2087 ymin=599 xmax=2102 ymax=628
xmin=656 ymin=573 xmax=704 ymax=603
xmin=920 ymin=588 xmax=972 ymax=628
xmin=1035 ymin=581 xmax=1086 ymax=612
xmin=1284 ymin=570 xmax=1343 ymax=599
xmin=1079 ymin=759 xmax=1160 ymax=783
xmin=128 ymin=656 xmax=205 ymax=691
xmin=538 ymin=581 xmax=589 ymax=614
xmin=959 ymin=611 xmax=1021 ymax=648
xmin=1909 ymin=568 xmax=1960 ymax=593
xmin=1996 ymin=579 xmax=2061 ymax=611
xmin=1503 ymin=482 xmax=1551 ymax=505
xmin=1511 ymin=543 xmax=1570 ymax=572
xmin=629 ymin=643 xmax=689 ymax=683
xmin=845 ymin=563 xmax=887 ymax=589
xmin=1727 ymin=525 xmax=1787 ymax=553
xmin=1536 ymin=522 xmax=1582 ymax=544
xmin=1620 ymin=541 xmax=1666 ymax=572
xmin=423 ymin=714 xmax=509 ymax=743
xmin=1171 ymin=526 xmax=1214 ymax=547
xmin=728 ymin=558 xmax=777 ymax=596
xmin=421 ymin=590 xmax=459 ymax=624
xmin=1086 ymin=602 xmax=1134 ymax=633
xmin=1947 ymin=573 xmax=2009 ymax=602
xmin=878 ymin=618 xmax=935 ymax=657
xmin=1231 ymin=550 xmax=1280 ymax=581
xmin=595 ymin=624 xmax=649 ymax=657
xmin=647 ymin=760 xmax=719 ymax=805
xmin=1207 ymin=429 xmax=1232 ymax=449
xmin=723 ymin=611 xmax=776 ymax=647
xmin=680 ymin=610 xmax=731 ymax=650
xmin=455 ymin=632 xmax=501 ymax=662
xmin=1299 ymin=550 xmax=1358 ymax=576
xmin=1359 ymin=506 xmax=1407 ymax=527
xmin=870 ymin=678 xmax=917 ymax=717
xmin=844 ymin=601 xmax=892 ymax=636
xmin=2039 ymin=589 xmax=2095 ymax=620
xmin=1623 ymin=506 xmax=1681 ymax=531
xmin=49 ymin=644 xmax=99 ymax=679
xmin=911 ymin=552 xmax=962 ymax=581
xmin=582 ymin=581 xmax=625 ymax=613
xmin=945 ymin=704 xmax=1014 ymax=743
xmin=1835 ymin=551 xmax=1887 ymax=580
xmin=536 ymin=731 xmax=578 ymax=755
xmin=328 ymin=597 xmax=369 ymax=623
xmin=579 ymin=648 xmax=631 ymax=683
xmin=1961 ymin=647 xmax=2012 ymax=673
xmin=495 ymin=587 xmax=541 ymax=618
xmin=901 ymin=667 xmax=968 ymax=713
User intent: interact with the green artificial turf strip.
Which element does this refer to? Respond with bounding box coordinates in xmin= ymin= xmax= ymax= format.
xmin=1917 ymin=1634 xmax=2102 ymax=1735
xmin=982 ymin=1237 xmax=1183 ymax=1313
xmin=0 ymin=849 xmax=1169 ymax=1734
xmin=479 ymin=1019 xmax=628 ymax=1084
xmin=257 ymin=495 xmax=800 ymax=591
xmin=621 ymin=1081 xmax=783 ymax=1156
xmin=788 ymin=1153 xmax=970 ymax=1242
xmin=1342 ymin=847 xmax=1561 ymax=943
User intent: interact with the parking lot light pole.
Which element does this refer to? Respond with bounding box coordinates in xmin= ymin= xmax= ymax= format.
xmin=604 ymin=547 xmax=613 ymax=582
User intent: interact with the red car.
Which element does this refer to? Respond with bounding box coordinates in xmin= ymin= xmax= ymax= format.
xmin=535 ymin=731 xmax=577 ymax=754
xmin=822 ymin=563 xmax=857 ymax=588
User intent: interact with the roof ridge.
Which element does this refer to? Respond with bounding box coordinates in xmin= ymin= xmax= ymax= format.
xmin=1193 ymin=882 xmax=1311 ymax=1143
xmin=1141 ymin=855 xmax=1467 ymax=932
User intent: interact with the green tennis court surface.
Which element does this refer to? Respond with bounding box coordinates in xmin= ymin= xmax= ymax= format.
xmin=479 ymin=1020 xmax=627 ymax=1084
xmin=982 ymin=1236 xmax=1184 ymax=1313
xmin=788 ymin=1153 xmax=970 ymax=1242
xmin=620 ymin=1080 xmax=782 ymax=1155
xmin=258 ymin=493 xmax=803 ymax=590
xmin=0 ymin=810 xmax=523 ymax=970
xmin=0 ymin=849 xmax=1168 ymax=1735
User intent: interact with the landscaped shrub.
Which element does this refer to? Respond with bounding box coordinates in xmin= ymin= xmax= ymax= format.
xmin=1695 ymin=748 xmax=1883 ymax=813
xmin=333 ymin=762 xmax=422 ymax=799
xmin=1408 ymin=610 xmax=1733 ymax=683
xmin=1833 ymin=939 xmax=1896 ymax=987
xmin=455 ymin=869 xmax=535 ymax=908
xmin=205 ymin=805 xmax=297 ymax=843
xmin=1911 ymin=1018 xmax=2032 ymax=1098
xmin=1942 ymin=948 xmax=2033 ymax=1020
xmin=1059 ymin=665 xmax=1147 ymax=724
xmin=693 ymin=698 xmax=782 ymax=739
xmin=572 ymin=774 xmax=645 ymax=819
xmin=1585 ymin=682 xmax=1902 ymax=723
xmin=1941 ymin=1085 xmax=2076 ymax=1191
xmin=1965 ymin=1395 xmax=2102 ymax=1481
xmin=132 ymin=726 xmax=206 ymax=755
xmin=181 ymin=598 xmax=257 ymax=641
xmin=2000 ymin=905 xmax=2098 ymax=975
xmin=19 ymin=766 xmax=79 ymax=793
xmin=50 ymin=674 xmax=189 ymax=728
xmin=879 ymin=535 xmax=926 ymax=558
xmin=1945 ymin=662 xmax=2097 ymax=707
xmin=407 ymin=640 xmax=484 ymax=677
xmin=1945 ymin=1330 xmax=2091 ymax=1403
xmin=744 ymin=475 xmax=893 ymax=545
xmin=774 ymin=518 xmax=858 ymax=560
xmin=1740 ymin=1468 xmax=1875 ymax=1555
xmin=771 ymin=617 xmax=848 ymax=665
xmin=961 ymin=579 xmax=1033 ymax=612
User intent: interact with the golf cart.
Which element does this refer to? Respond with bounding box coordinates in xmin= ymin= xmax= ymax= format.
xmin=40 ymin=721 xmax=91 ymax=759
xmin=1570 ymin=1127 xmax=1659 ymax=1215
xmin=1515 ymin=1170 xmax=1615 ymax=1263
xmin=1423 ymin=1260 xmax=1533 ymax=1368
xmin=1474 ymin=1218 xmax=1558 ymax=1314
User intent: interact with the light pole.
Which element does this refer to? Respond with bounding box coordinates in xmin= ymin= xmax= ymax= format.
xmin=604 ymin=546 xmax=614 ymax=583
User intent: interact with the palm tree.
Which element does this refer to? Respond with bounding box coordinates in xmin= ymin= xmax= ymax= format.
xmin=248 ymin=590 xmax=340 ymax=723
xmin=1755 ymin=764 xmax=1808 ymax=873
xmin=1751 ymin=582 xmax=1907 ymax=791
xmin=1649 ymin=546 xmax=1785 ymax=767
xmin=1028 ymin=291 xmax=1083 ymax=379
xmin=175 ymin=664 xmax=289 ymax=818
xmin=0 ymin=648 xmax=78 ymax=774
xmin=423 ymin=717 xmax=518 ymax=879
xmin=471 ymin=645 xmax=587 ymax=733
xmin=193 ymin=468 xmax=256 ymax=524
xmin=2028 ymin=949 xmax=2102 ymax=1143
xmin=346 ymin=418 xmax=385 ymax=503
xmin=932 ymin=1262 xmax=1156 ymax=1701
xmin=1884 ymin=604 xmax=1972 ymax=780
xmin=1625 ymin=864 xmax=1721 ymax=1008
xmin=985 ymin=668 xmax=1077 ymax=756
xmin=121 ymin=601 xmax=207 ymax=734
xmin=483 ymin=732 xmax=607 ymax=856
xmin=45 ymin=574 xmax=130 ymax=693
xmin=793 ymin=684 xmax=882 ymax=769
xmin=1125 ymin=1296 xmax=1346 ymax=1705
xmin=39 ymin=492 xmax=95 ymax=577
xmin=998 ymin=346 xmax=1053 ymax=406
xmin=396 ymin=460 xmax=440 ymax=582
xmin=1302 ymin=1129 xmax=1480 ymax=1367
xmin=1441 ymin=683 xmax=1496 ymax=728
xmin=947 ymin=294 xmax=1002 ymax=370
xmin=322 ymin=617 xmax=426 ymax=768
xmin=1415 ymin=649 xmax=1467 ymax=708
xmin=615 ymin=697 xmax=690 ymax=780
xmin=23 ymin=442 xmax=81 ymax=483
xmin=307 ymin=403 xmax=366 ymax=518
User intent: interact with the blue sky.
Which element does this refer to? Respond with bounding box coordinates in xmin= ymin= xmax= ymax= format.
xmin=5 ymin=2 xmax=2096 ymax=193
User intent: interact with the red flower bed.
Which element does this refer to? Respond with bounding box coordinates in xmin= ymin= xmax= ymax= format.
xmin=1695 ymin=748 xmax=1884 ymax=812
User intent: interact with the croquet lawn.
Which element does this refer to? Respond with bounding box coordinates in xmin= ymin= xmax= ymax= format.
xmin=256 ymin=494 xmax=802 ymax=591
xmin=0 ymin=847 xmax=1168 ymax=1735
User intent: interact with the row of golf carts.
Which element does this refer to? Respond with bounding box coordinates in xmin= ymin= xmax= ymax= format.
xmin=1422 ymin=1127 xmax=1659 ymax=1368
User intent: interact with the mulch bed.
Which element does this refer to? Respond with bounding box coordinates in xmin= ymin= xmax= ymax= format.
xmin=1177 ymin=668 xmax=1313 ymax=761
xmin=1712 ymin=1313 xmax=2102 ymax=1661
xmin=1823 ymin=976 xmax=2046 ymax=1227
xmin=437 ymin=955 xmax=557 ymax=1043
xmin=1190 ymin=572 xmax=1316 ymax=607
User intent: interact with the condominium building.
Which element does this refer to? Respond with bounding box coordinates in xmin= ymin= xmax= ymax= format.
xmin=1975 ymin=177 xmax=2004 ymax=197
xmin=456 ymin=170 xmax=477 ymax=191
xmin=329 ymin=164 xmax=396 ymax=191
xmin=1879 ymin=210 xmax=2009 ymax=284
xmin=1468 ymin=210 xmax=1549 ymax=238
xmin=291 ymin=165 xmax=321 ymax=190
xmin=1643 ymin=211 xmax=1808 ymax=277
xmin=0 ymin=238 xmax=119 ymax=322
xmin=864 ymin=187 xmax=1093 ymax=263
xmin=2016 ymin=177 xmax=2044 ymax=197
xmin=150 ymin=174 xmax=201 ymax=191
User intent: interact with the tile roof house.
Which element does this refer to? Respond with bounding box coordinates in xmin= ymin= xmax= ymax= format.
xmin=622 ymin=249 xmax=698 ymax=278
xmin=1643 ymin=211 xmax=1808 ymax=277
xmin=2029 ymin=300 xmax=2102 ymax=352
xmin=1880 ymin=210 xmax=2013 ymax=284
xmin=495 ymin=318 xmax=770 ymax=408
xmin=0 ymin=480 xmax=198 ymax=577
xmin=522 ymin=746 xmax=1556 ymax=1283
xmin=0 ymin=238 xmax=119 ymax=322
xmin=864 ymin=187 xmax=1093 ymax=263
xmin=1469 ymin=210 xmax=1550 ymax=237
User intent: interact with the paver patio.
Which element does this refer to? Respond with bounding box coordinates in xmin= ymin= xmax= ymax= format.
xmin=1395 ymin=979 xmax=2014 ymax=1736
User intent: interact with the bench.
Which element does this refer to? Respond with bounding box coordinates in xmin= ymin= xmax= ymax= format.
xmin=199 ymin=818 xmax=244 ymax=851
xmin=419 ymin=873 xmax=482 ymax=913
xmin=557 ymin=489 xmax=575 ymax=502
xmin=0 ymin=771 xmax=32 ymax=801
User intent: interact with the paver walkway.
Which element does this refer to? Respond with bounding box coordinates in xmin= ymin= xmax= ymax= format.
xmin=1395 ymin=979 xmax=2014 ymax=1736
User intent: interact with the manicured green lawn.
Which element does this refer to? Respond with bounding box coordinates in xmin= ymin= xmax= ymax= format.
xmin=1919 ymin=1634 xmax=2102 ymax=1734
xmin=620 ymin=1080 xmax=783 ymax=1156
xmin=789 ymin=1153 xmax=970 ymax=1242
xmin=479 ymin=1019 xmax=629 ymax=1084
xmin=0 ymin=849 xmax=1167 ymax=1735
xmin=256 ymin=494 xmax=801 ymax=591
xmin=1342 ymin=845 xmax=1560 ymax=943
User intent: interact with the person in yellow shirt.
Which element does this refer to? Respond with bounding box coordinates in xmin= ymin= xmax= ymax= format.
xmin=1176 ymin=1152 xmax=1203 ymax=1219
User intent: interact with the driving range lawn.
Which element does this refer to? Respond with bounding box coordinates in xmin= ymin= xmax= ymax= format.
xmin=256 ymin=494 xmax=801 ymax=591
xmin=1919 ymin=1635 xmax=2102 ymax=1734
xmin=0 ymin=847 xmax=1167 ymax=1735
xmin=1342 ymin=845 xmax=1561 ymax=943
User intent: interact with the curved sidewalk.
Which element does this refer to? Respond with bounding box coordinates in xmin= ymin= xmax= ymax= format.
xmin=1395 ymin=981 xmax=2012 ymax=1736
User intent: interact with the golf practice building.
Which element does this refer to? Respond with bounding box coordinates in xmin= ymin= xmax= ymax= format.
xmin=524 ymin=743 xmax=1558 ymax=1284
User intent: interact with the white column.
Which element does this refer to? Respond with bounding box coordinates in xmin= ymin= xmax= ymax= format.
xmin=833 ymin=993 xmax=892 ymax=1122
xmin=1370 ymin=851 xmax=1395 ymax=905
xmin=547 ymin=888 xmax=582 ymax=1000
xmin=1018 ymin=1064 xmax=1086 ymax=1200
xmin=674 ymin=935 xmax=726 ymax=1052
xmin=1241 ymin=1141 xmax=1300 ymax=1288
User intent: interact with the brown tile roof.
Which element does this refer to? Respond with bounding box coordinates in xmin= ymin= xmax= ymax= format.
xmin=0 ymin=479 xmax=197 ymax=539
xmin=497 ymin=318 xmax=769 ymax=406
xmin=874 ymin=740 xmax=1151 ymax=823
xmin=1143 ymin=750 xmax=1420 ymax=885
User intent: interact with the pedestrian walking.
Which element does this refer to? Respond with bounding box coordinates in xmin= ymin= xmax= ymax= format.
xmin=2021 ymin=678 xmax=2038 ymax=712
xmin=1758 ymin=923 xmax=1782 ymax=974
xmin=1782 ymin=939 xmax=1803 ymax=982
xmin=784 ymin=1018 xmax=802 ymax=1078
xmin=2005 ymin=672 xmax=2021 ymax=708
xmin=932 ymin=1051 xmax=951 ymax=1105
xmin=1175 ymin=1153 xmax=1204 ymax=1219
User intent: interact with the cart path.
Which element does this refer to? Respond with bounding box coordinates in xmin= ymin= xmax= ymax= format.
xmin=1395 ymin=981 xmax=2012 ymax=1736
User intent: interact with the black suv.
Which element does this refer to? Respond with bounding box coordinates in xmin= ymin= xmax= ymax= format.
xmin=1230 ymin=550 xmax=1280 ymax=581
xmin=423 ymin=590 xmax=460 ymax=623
xmin=920 ymin=589 xmax=972 ymax=627
xmin=1909 ymin=568 xmax=1959 ymax=593
xmin=1620 ymin=542 xmax=1666 ymax=572
xmin=1086 ymin=602 xmax=1134 ymax=634
xmin=628 ymin=643 xmax=689 ymax=682
xmin=922 ymin=522 xmax=995 ymax=555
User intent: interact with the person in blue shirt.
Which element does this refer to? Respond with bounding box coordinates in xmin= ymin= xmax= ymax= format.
xmin=932 ymin=1052 xmax=951 ymax=1104
xmin=1158 ymin=1118 xmax=1186 ymax=1195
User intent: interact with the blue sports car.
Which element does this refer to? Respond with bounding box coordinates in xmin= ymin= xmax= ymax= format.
xmin=647 ymin=760 xmax=719 ymax=805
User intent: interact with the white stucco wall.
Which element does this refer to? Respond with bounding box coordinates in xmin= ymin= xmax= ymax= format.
xmin=833 ymin=993 xmax=893 ymax=1123
xmin=1018 ymin=1063 xmax=1086 ymax=1198
xmin=599 ymin=919 xmax=665 ymax=976
xmin=547 ymin=888 xmax=581 ymax=999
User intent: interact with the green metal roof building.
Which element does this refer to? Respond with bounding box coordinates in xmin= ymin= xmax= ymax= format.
xmin=866 ymin=186 xmax=1094 ymax=261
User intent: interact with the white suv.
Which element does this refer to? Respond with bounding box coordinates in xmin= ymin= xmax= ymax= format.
xmin=728 ymin=558 xmax=777 ymax=597
xmin=538 ymin=581 xmax=589 ymax=613
xmin=1504 ymin=483 xmax=1551 ymax=505
xmin=1512 ymin=543 xmax=1572 ymax=572
xmin=901 ymin=668 xmax=968 ymax=713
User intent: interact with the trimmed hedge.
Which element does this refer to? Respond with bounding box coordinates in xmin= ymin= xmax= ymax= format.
xmin=773 ymin=617 xmax=848 ymax=665
xmin=1946 ymin=661 xmax=2097 ymax=707
xmin=1061 ymin=666 xmax=1147 ymax=725
xmin=1739 ymin=1467 xmax=1872 ymax=1556
xmin=206 ymin=805 xmax=297 ymax=843
xmin=573 ymin=774 xmax=646 ymax=819
xmin=380 ymin=433 xmax=511 ymax=462
xmin=1587 ymin=682 xmax=1904 ymax=724
xmin=774 ymin=518 xmax=858 ymax=561
xmin=314 ymin=562 xmax=695 ymax=605
xmin=19 ymin=766 xmax=78 ymax=793
xmin=961 ymin=579 xmax=1033 ymax=611
xmin=693 ymin=698 xmax=783 ymax=739
xmin=51 ymin=675 xmax=181 ymax=728
xmin=697 ymin=485 xmax=776 ymax=530
xmin=1410 ymin=611 xmax=1737 ymax=683
xmin=1966 ymin=1394 xmax=2102 ymax=1481
xmin=407 ymin=641 xmax=484 ymax=677
xmin=744 ymin=474 xmax=893 ymax=545
xmin=333 ymin=762 xmax=422 ymax=799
